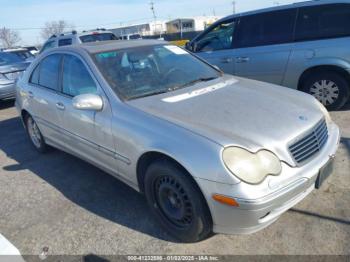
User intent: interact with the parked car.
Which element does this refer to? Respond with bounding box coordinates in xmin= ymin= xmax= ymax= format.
xmin=186 ymin=0 xmax=350 ymax=110
xmin=23 ymin=46 xmax=39 ymax=56
xmin=16 ymin=40 xmax=340 ymax=242
xmin=0 ymin=51 xmax=31 ymax=101
xmin=119 ymin=34 xmax=143 ymax=40
xmin=3 ymin=48 xmax=35 ymax=62
xmin=40 ymin=29 xmax=118 ymax=54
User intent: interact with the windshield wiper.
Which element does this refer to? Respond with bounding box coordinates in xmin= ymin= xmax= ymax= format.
xmin=170 ymin=76 xmax=219 ymax=91
xmin=127 ymin=76 xmax=219 ymax=100
xmin=128 ymin=89 xmax=169 ymax=100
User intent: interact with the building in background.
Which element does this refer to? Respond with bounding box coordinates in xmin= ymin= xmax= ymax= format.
xmin=110 ymin=21 xmax=166 ymax=38
xmin=166 ymin=16 xmax=221 ymax=34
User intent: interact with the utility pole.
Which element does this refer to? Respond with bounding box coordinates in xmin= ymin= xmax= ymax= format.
xmin=150 ymin=1 xmax=160 ymax=37
xmin=232 ymin=1 xmax=236 ymax=14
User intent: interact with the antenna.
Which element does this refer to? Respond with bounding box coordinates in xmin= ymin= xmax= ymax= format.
xmin=273 ymin=1 xmax=280 ymax=6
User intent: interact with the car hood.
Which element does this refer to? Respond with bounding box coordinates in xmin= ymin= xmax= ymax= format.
xmin=127 ymin=75 xmax=325 ymax=165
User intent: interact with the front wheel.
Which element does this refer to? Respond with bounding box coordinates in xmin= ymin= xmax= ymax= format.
xmin=301 ymin=72 xmax=350 ymax=110
xmin=144 ymin=160 xmax=213 ymax=243
xmin=25 ymin=115 xmax=47 ymax=153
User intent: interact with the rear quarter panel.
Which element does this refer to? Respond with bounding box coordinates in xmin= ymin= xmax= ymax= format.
xmin=283 ymin=37 xmax=350 ymax=89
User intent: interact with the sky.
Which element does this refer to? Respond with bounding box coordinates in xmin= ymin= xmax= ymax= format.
xmin=0 ymin=0 xmax=305 ymax=45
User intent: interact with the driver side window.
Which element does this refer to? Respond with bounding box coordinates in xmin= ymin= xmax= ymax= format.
xmin=62 ymin=55 xmax=97 ymax=97
xmin=195 ymin=20 xmax=235 ymax=52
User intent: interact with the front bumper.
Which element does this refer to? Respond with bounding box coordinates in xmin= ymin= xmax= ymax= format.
xmin=0 ymin=82 xmax=16 ymax=100
xmin=195 ymin=122 xmax=340 ymax=235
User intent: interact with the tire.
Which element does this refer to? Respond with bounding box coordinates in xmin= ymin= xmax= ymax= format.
xmin=144 ymin=160 xmax=213 ymax=243
xmin=301 ymin=71 xmax=350 ymax=111
xmin=25 ymin=115 xmax=47 ymax=153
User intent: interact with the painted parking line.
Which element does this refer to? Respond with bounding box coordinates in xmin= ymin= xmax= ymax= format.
xmin=0 ymin=234 xmax=25 ymax=262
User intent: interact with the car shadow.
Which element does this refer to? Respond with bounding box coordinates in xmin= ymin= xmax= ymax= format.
xmin=0 ymin=116 xmax=177 ymax=242
xmin=0 ymin=99 xmax=15 ymax=110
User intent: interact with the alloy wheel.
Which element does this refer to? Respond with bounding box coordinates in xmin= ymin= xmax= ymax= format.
xmin=310 ymin=80 xmax=340 ymax=106
xmin=27 ymin=117 xmax=42 ymax=148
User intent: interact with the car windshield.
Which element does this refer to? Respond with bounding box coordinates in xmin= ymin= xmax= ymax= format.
xmin=93 ymin=44 xmax=221 ymax=100
xmin=80 ymin=33 xmax=117 ymax=43
xmin=0 ymin=52 xmax=23 ymax=65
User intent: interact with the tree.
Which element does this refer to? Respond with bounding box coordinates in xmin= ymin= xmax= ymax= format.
xmin=0 ymin=27 xmax=21 ymax=48
xmin=41 ymin=20 xmax=73 ymax=40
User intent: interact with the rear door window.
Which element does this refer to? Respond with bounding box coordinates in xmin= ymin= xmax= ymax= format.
xmin=29 ymin=64 xmax=40 ymax=85
xmin=295 ymin=4 xmax=350 ymax=41
xmin=236 ymin=9 xmax=297 ymax=48
xmin=58 ymin=38 xmax=73 ymax=46
xmin=38 ymin=54 xmax=62 ymax=91
xmin=79 ymin=33 xmax=117 ymax=43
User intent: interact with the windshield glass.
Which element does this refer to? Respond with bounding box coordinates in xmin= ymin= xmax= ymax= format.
xmin=93 ymin=45 xmax=221 ymax=100
xmin=0 ymin=52 xmax=23 ymax=65
xmin=80 ymin=33 xmax=117 ymax=43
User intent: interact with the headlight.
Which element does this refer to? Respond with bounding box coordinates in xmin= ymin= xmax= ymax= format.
xmin=222 ymin=147 xmax=282 ymax=184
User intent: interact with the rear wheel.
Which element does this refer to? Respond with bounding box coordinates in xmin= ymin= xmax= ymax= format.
xmin=25 ymin=115 xmax=47 ymax=153
xmin=301 ymin=71 xmax=350 ymax=110
xmin=144 ymin=160 xmax=212 ymax=243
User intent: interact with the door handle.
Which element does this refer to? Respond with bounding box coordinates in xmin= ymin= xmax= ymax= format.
xmin=28 ymin=91 xmax=34 ymax=98
xmin=236 ymin=57 xmax=250 ymax=63
xmin=55 ymin=102 xmax=65 ymax=110
xmin=220 ymin=57 xmax=233 ymax=64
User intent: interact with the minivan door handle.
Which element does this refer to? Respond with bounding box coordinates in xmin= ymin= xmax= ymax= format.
xmin=236 ymin=57 xmax=250 ymax=63
xmin=55 ymin=102 xmax=65 ymax=111
xmin=28 ymin=91 xmax=34 ymax=98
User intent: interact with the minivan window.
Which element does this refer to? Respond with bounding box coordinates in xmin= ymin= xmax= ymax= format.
xmin=38 ymin=54 xmax=61 ymax=90
xmin=195 ymin=20 xmax=235 ymax=52
xmin=40 ymin=40 xmax=55 ymax=53
xmin=80 ymin=33 xmax=117 ymax=43
xmin=295 ymin=4 xmax=350 ymax=41
xmin=58 ymin=38 xmax=73 ymax=46
xmin=236 ymin=9 xmax=297 ymax=48
xmin=62 ymin=55 xmax=97 ymax=96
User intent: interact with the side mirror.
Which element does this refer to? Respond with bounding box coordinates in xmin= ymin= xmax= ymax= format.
xmin=72 ymin=94 xmax=103 ymax=111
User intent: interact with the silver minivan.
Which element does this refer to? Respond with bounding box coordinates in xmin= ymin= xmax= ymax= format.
xmin=186 ymin=0 xmax=350 ymax=110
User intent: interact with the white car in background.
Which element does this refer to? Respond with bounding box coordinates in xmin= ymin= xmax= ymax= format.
xmin=40 ymin=28 xmax=118 ymax=54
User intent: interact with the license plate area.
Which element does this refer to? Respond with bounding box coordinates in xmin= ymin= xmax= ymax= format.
xmin=315 ymin=158 xmax=334 ymax=189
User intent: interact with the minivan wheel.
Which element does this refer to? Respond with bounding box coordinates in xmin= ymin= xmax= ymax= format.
xmin=144 ymin=160 xmax=213 ymax=243
xmin=301 ymin=72 xmax=350 ymax=110
xmin=25 ymin=115 xmax=47 ymax=153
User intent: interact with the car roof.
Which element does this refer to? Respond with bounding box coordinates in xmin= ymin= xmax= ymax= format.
xmin=75 ymin=39 xmax=167 ymax=54
xmin=220 ymin=0 xmax=350 ymax=20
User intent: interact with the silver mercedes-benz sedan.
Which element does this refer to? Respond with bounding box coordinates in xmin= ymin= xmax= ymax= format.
xmin=15 ymin=40 xmax=340 ymax=242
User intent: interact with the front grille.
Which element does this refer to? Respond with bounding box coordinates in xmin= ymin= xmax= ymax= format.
xmin=289 ymin=118 xmax=328 ymax=164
